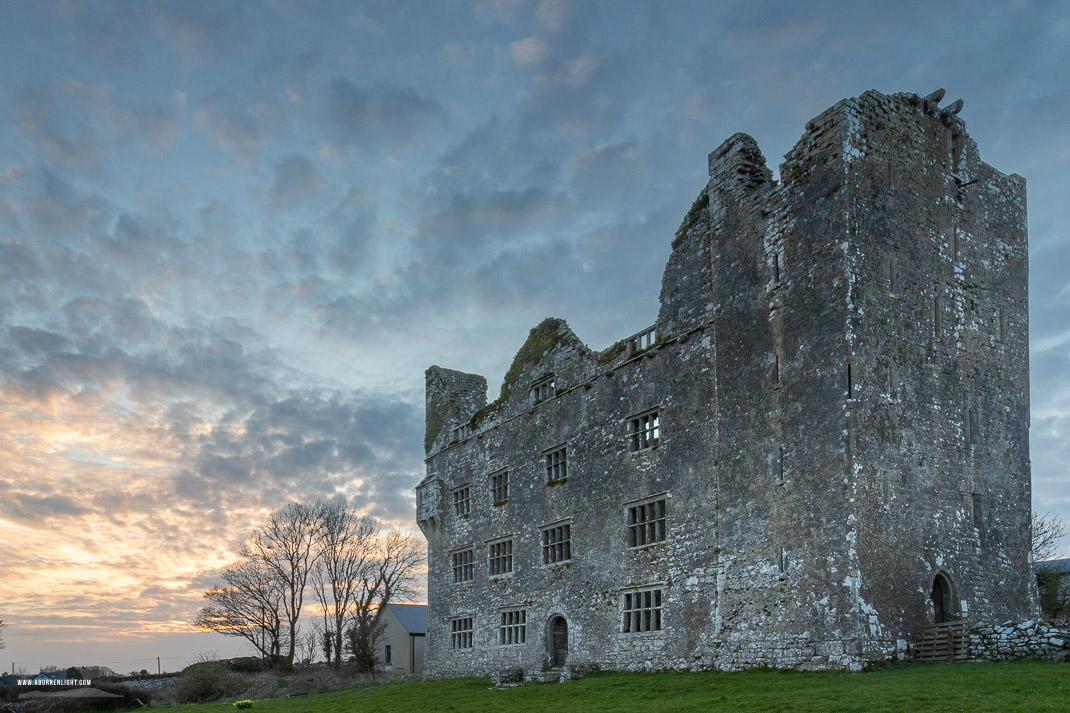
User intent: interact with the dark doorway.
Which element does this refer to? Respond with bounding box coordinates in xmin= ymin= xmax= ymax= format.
xmin=548 ymin=616 xmax=568 ymax=668
xmin=931 ymin=572 xmax=954 ymax=623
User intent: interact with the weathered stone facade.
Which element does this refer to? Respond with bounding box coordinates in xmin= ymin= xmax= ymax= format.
xmin=416 ymin=89 xmax=1038 ymax=677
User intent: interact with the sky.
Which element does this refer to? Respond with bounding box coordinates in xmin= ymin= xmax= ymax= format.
xmin=0 ymin=0 xmax=1067 ymax=673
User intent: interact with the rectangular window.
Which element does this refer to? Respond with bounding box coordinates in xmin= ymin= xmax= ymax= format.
xmin=773 ymin=251 xmax=781 ymax=283
xmin=452 ymin=485 xmax=470 ymax=517
xmin=629 ymin=411 xmax=660 ymax=451
xmin=488 ymin=538 xmax=514 ymax=576
xmin=772 ymin=353 xmax=780 ymax=386
xmin=542 ymin=522 xmax=571 ymax=564
xmin=384 ymin=644 xmax=392 ymax=664
xmin=451 ymin=548 xmax=474 ymax=583
xmin=490 ymin=470 xmax=509 ymax=505
xmin=545 ymin=446 xmax=567 ymax=483
xmin=532 ymin=375 xmax=555 ymax=404
xmin=629 ymin=326 xmax=657 ymax=355
xmin=450 ymin=617 xmax=473 ymax=649
xmin=450 ymin=423 xmax=471 ymax=442
xmin=499 ymin=609 xmax=526 ymax=645
xmin=627 ymin=498 xmax=666 ymax=547
xmin=622 ymin=589 xmax=663 ymax=633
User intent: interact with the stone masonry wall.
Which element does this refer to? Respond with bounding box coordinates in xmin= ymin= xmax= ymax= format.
xmin=417 ymin=89 xmax=1036 ymax=679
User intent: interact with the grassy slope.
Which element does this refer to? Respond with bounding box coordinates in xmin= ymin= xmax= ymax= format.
xmin=187 ymin=661 xmax=1069 ymax=713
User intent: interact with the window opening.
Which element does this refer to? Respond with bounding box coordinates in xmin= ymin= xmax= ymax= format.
xmin=532 ymin=375 xmax=556 ymax=404
xmin=499 ymin=609 xmax=526 ymax=645
xmin=452 ymin=485 xmax=470 ymax=517
xmin=451 ymin=548 xmax=474 ymax=583
xmin=490 ymin=469 xmax=509 ymax=505
xmin=622 ymin=589 xmax=663 ymax=633
xmin=488 ymin=538 xmax=513 ymax=576
xmin=542 ymin=522 xmax=571 ymax=564
xmin=627 ymin=498 xmax=666 ymax=547
xmin=630 ymin=411 xmax=660 ymax=451
xmin=450 ymin=617 xmax=473 ymax=649
xmin=545 ymin=446 xmax=567 ymax=483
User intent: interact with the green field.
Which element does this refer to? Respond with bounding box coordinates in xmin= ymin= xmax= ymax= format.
xmin=183 ymin=661 xmax=1069 ymax=713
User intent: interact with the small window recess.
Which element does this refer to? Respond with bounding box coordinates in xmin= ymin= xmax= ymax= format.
xmin=777 ymin=547 xmax=787 ymax=577
xmin=772 ymin=251 xmax=782 ymax=285
xmin=846 ymin=361 xmax=857 ymax=400
xmin=997 ymin=307 xmax=1006 ymax=343
xmin=772 ymin=353 xmax=780 ymax=388
xmin=531 ymin=374 xmax=556 ymax=404
xmin=452 ymin=484 xmax=471 ymax=517
xmin=541 ymin=520 xmax=572 ymax=565
xmin=450 ymin=423 xmax=472 ymax=443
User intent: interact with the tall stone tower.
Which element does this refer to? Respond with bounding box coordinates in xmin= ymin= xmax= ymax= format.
xmin=417 ymin=89 xmax=1036 ymax=677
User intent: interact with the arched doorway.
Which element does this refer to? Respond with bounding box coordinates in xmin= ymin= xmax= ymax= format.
xmin=931 ymin=572 xmax=955 ymax=623
xmin=547 ymin=616 xmax=568 ymax=668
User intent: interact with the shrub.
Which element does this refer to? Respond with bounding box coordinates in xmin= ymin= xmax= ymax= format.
xmin=169 ymin=660 xmax=242 ymax=704
xmin=228 ymin=657 xmax=264 ymax=673
xmin=233 ymin=699 xmax=254 ymax=708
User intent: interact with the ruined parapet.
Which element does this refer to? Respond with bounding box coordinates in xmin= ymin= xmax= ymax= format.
xmin=425 ymin=366 xmax=487 ymax=455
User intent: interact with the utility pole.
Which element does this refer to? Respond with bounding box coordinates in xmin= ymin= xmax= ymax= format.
xmin=157 ymin=657 xmax=160 ymax=675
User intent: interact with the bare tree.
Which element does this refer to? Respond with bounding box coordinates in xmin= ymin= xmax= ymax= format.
xmin=244 ymin=502 xmax=326 ymax=668
xmin=312 ymin=502 xmax=378 ymax=673
xmin=0 ymin=618 xmax=6 ymax=650
xmin=346 ymin=530 xmax=424 ymax=672
xmin=1032 ymin=511 xmax=1067 ymax=562
xmin=194 ymin=557 xmax=284 ymax=661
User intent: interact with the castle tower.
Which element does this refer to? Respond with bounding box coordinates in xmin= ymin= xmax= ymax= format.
xmin=417 ymin=89 xmax=1036 ymax=677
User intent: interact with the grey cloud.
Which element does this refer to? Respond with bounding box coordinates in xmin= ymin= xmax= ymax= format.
xmin=322 ymin=187 xmax=377 ymax=274
xmin=266 ymin=154 xmax=327 ymax=211
xmin=0 ymin=492 xmax=92 ymax=525
xmin=23 ymin=168 xmax=114 ymax=240
xmin=321 ymin=79 xmax=447 ymax=154
xmin=194 ymin=87 xmax=264 ymax=165
xmin=148 ymin=0 xmax=264 ymax=66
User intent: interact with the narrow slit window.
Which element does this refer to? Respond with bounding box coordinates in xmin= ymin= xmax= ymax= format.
xmin=772 ymin=354 xmax=780 ymax=386
xmin=777 ymin=446 xmax=785 ymax=484
xmin=847 ymin=362 xmax=854 ymax=399
xmin=773 ymin=252 xmax=781 ymax=283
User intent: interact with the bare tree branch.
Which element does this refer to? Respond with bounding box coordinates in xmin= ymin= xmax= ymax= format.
xmin=1032 ymin=511 xmax=1067 ymax=562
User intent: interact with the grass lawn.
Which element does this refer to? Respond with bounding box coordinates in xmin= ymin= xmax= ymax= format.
xmin=183 ymin=660 xmax=1069 ymax=713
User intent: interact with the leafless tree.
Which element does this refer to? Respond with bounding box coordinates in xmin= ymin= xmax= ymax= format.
xmin=1032 ymin=511 xmax=1067 ymax=562
xmin=346 ymin=530 xmax=424 ymax=672
xmin=244 ymin=502 xmax=327 ymax=668
xmin=312 ymin=502 xmax=378 ymax=673
xmin=0 ymin=618 xmax=6 ymax=650
xmin=194 ymin=557 xmax=284 ymax=661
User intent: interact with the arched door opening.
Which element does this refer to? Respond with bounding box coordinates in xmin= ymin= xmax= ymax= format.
xmin=547 ymin=616 xmax=568 ymax=668
xmin=931 ymin=572 xmax=955 ymax=623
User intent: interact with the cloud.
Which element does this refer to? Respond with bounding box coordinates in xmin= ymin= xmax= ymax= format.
xmin=266 ymin=153 xmax=327 ymax=211
xmin=320 ymin=79 xmax=448 ymax=154
xmin=194 ymin=87 xmax=264 ymax=165
xmin=509 ymin=36 xmax=549 ymax=65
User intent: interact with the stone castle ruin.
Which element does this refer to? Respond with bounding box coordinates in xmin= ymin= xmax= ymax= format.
xmin=416 ymin=88 xmax=1037 ymax=676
